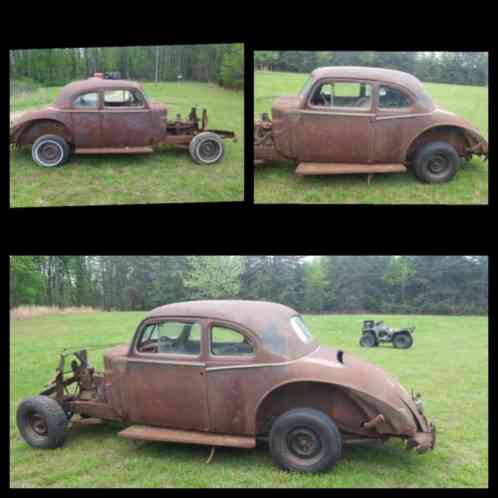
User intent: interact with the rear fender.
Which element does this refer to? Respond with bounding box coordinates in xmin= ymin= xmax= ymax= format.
xmin=14 ymin=119 xmax=73 ymax=146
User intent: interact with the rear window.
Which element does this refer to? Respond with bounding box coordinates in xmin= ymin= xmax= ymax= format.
xmin=290 ymin=316 xmax=313 ymax=343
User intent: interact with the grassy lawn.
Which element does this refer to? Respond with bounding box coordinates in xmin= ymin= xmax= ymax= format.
xmin=10 ymin=312 xmax=488 ymax=488
xmin=254 ymin=71 xmax=488 ymax=204
xmin=10 ymin=82 xmax=244 ymax=207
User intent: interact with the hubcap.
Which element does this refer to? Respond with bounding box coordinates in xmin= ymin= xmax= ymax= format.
xmin=198 ymin=139 xmax=221 ymax=162
xmin=287 ymin=428 xmax=321 ymax=459
xmin=427 ymin=154 xmax=448 ymax=174
xmin=36 ymin=140 xmax=63 ymax=166
xmin=30 ymin=414 xmax=48 ymax=436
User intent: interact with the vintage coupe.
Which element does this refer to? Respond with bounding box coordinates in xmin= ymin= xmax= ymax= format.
xmin=16 ymin=300 xmax=435 ymax=473
xmin=254 ymin=66 xmax=488 ymax=183
xmin=10 ymin=74 xmax=236 ymax=167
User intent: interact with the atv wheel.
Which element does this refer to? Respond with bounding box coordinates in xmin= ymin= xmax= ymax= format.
xmin=32 ymin=134 xmax=70 ymax=168
xmin=393 ymin=332 xmax=413 ymax=349
xmin=269 ymin=408 xmax=342 ymax=473
xmin=360 ymin=332 xmax=377 ymax=348
xmin=16 ymin=395 xmax=69 ymax=449
xmin=412 ymin=141 xmax=459 ymax=183
xmin=189 ymin=132 xmax=224 ymax=165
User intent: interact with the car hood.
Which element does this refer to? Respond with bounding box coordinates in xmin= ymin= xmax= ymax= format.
xmin=10 ymin=106 xmax=55 ymax=129
xmin=300 ymin=346 xmax=429 ymax=432
xmin=272 ymin=96 xmax=302 ymax=116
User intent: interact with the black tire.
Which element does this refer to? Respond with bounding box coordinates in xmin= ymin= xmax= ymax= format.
xmin=269 ymin=408 xmax=342 ymax=474
xmin=189 ymin=132 xmax=224 ymax=165
xmin=392 ymin=332 xmax=413 ymax=349
xmin=359 ymin=332 xmax=378 ymax=348
xmin=412 ymin=141 xmax=459 ymax=183
xmin=16 ymin=395 xmax=68 ymax=449
xmin=32 ymin=134 xmax=70 ymax=168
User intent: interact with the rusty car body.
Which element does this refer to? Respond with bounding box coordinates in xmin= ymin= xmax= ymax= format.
xmin=10 ymin=74 xmax=236 ymax=167
xmin=16 ymin=300 xmax=435 ymax=473
xmin=254 ymin=66 xmax=488 ymax=183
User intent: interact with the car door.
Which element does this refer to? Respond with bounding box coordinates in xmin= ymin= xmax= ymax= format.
xmin=205 ymin=321 xmax=259 ymax=435
xmin=372 ymin=83 xmax=419 ymax=163
xmin=293 ymin=79 xmax=375 ymax=163
xmin=101 ymin=88 xmax=152 ymax=147
xmin=69 ymin=91 xmax=102 ymax=148
xmin=125 ymin=318 xmax=209 ymax=431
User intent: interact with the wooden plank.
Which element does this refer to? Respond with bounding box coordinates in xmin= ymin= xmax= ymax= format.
xmin=118 ymin=425 xmax=256 ymax=449
xmin=296 ymin=162 xmax=407 ymax=176
xmin=75 ymin=147 xmax=153 ymax=154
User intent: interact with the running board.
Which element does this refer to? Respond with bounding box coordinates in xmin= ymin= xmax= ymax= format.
xmin=296 ymin=162 xmax=407 ymax=176
xmin=75 ymin=147 xmax=154 ymax=155
xmin=118 ymin=425 xmax=256 ymax=449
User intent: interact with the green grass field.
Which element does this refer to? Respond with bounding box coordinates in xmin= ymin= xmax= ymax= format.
xmin=254 ymin=71 xmax=489 ymax=204
xmin=10 ymin=312 xmax=488 ymax=488
xmin=10 ymin=82 xmax=244 ymax=207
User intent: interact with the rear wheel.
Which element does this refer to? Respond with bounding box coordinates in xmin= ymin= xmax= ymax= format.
xmin=393 ymin=332 xmax=413 ymax=349
xmin=189 ymin=132 xmax=224 ymax=165
xmin=412 ymin=141 xmax=459 ymax=183
xmin=360 ymin=332 xmax=378 ymax=348
xmin=16 ymin=396 xmax=68 ymax=449
xmin=269 ymin=408 xmax=342 ymax=473
xmin=32 ymin=134 xmax=70 ymax=168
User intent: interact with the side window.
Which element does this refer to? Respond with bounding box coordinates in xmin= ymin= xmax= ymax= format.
xmin=378 ymin=85 xmax=412 ymax=109
xmin=72 ymin=92 xmax=98 ymax=109
xmin=311 ymin=81 xmax=372 ymax=110
xmin=103 ymin=89 xmax=144 ymax=108
xmin=136 ymin=321 xmax=201 ymax=355
xmin=210 ymin=326 xmax=254 ymax=356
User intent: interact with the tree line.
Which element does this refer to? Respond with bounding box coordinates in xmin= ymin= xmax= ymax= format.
xmin=254 ymin=51 xmax=489 ymax=86
xmin=10 ymin=256 xmax=488 ymax=315
xmin=9 ymin=44 xmax=244 ymax=90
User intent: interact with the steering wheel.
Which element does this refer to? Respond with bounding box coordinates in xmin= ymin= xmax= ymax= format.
xmin=355 ymin=96 xmax=370 ymax=108
xmin=159 ymin=336 xmax=177 ymax=351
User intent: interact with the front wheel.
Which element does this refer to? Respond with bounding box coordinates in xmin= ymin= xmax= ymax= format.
xmin=189 ymin=132 xmax=224 ymax=165
xmin=393 ymin=332 xmax=413 ymax=349
xmin=32 ymin=134 xmax=70 ymax=168
xmin=16 ymin=395 xmax=69 ymax=449
xmin=360 ymin=332 xmax=378 ymax=348
xmin=269 ymin=408 xmax=342 ymax=473
xmin=412 ymin=141 xmax=459 ymax=183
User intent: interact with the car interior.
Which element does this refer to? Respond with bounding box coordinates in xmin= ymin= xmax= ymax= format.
xmin=310 ymin=82 xmax=372 ymax=109
xmin=103 ymin=90 xmax=144 ymax=108
xmin=136 ymin=322 xmax=254 ymax=356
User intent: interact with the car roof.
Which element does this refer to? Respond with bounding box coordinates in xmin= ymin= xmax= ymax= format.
xmin=55 ymin=77 xmax=144 ymax=109
xmin=311 ymin=66 xmax=425 ymax=95
xmin=146 ymin=300 xmax=317 ymax=360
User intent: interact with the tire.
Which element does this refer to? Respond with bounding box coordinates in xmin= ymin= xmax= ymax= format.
xmin=412 ymin=141 xmax=459 ymax=183
xmin=392 ymin=332 xmax=413 ymax=349
xmin=269 ymin=408 xmax=342 ymax=474
xmin=32 ymin=134 xmax=70 ymax=168
xmin=16 ymin=395 xmax=69 ymax=449
xmin=189 ymin=132 xmax=224 ymax=165
xmin=360 ymin=332 xmax=378 ymax=348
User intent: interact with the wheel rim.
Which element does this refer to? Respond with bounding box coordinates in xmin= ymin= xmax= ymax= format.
xmin=286 ymin=427 xmax=322 ymax=460
xmin=396 ymin=335 xmax=409 ymax=348
xmin=35 ymin=141 xmax=63 ymax=167
xmin=29 ymin=413 xmax=48 ymax=437
xmin=427 ymin=154 xmax=449 ymax=175
xmin=198 ymin=139 xmax=222 ymax=163
xmin=362 ymin=335 xmax=374 ymax=347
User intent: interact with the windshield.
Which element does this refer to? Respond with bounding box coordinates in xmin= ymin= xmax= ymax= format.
xmin=290 ymin=315 xmax=313 ymax=343
xmin=298 ymin=76 xmax=314 ymax=98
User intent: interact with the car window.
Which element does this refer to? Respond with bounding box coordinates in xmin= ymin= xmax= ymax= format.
xmin=210 ymin=326 xmax=254 ymax=356
xmin=104 ymin=89 xmax=144 ymax=108
xmin=72 ymin=92 xmax=98 ymax=109
xmin=137 ymin=321 xmax=201 ymax=355
xmin=290 ymin=316 xmax=313 ymax=343
xmin=310 ymin=81 xmax=373 ymax=110
xmin=378 ymin=85 xmax=412 ymax=109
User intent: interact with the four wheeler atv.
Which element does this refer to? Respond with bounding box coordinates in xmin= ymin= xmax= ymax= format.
xmin=360 ymin=320 xmax=415 ymax=349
